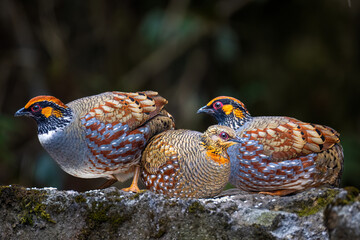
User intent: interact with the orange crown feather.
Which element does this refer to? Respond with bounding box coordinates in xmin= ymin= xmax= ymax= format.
xmin=24 ymin=96 xmax=68 ymax=109
xmin=207 ymin=96 xmax=247 ymax=110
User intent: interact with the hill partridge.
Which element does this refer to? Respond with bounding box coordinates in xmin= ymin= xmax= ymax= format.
xmin=15 ymin=91 xmax=175 ymax=192
xmin=198 ymin=96 xmax=344 ymax=196
xmin=141 ymin=125 xmax=240 ymax=198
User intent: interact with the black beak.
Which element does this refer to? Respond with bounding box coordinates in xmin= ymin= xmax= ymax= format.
xmin=14 ymin=107 xmax=31 ymax=117
xmin=197 ymin=106 xmax=214 ymax=114
xmin=229 ymin=137 xmax=243 ymax=144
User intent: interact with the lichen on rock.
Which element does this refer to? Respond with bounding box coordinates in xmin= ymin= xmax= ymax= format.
xmin=0 ymin=185 xmax=359 ymax=239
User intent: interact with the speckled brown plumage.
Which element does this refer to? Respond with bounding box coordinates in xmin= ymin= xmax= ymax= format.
xmin=198 ymin=96 xmax=344 ymax=196
xmin=141 ymin=125 xmax=239 ymax=198
xmin=15 ymin=91 xmax=175 ymax=192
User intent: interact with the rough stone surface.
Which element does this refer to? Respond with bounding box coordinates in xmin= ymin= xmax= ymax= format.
xmin=324 ymin=187 xmax=360 ymax=240
xmin=0 ymin=185 xmax=359 ymax=240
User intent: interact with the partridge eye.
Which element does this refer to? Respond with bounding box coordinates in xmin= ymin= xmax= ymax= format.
xmin=31 ymin=104 xmax=42 ymax=113
xmin=213 ymin=101 xmax=223 ymax=110
xmin=219 ymin=132 xmax=229 ymax=140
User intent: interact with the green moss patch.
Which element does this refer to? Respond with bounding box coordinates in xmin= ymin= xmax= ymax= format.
xmin=88 ymin=202 xmax=130 ymax=226
xmin=74 ymin=195 xmax=87 ymax=204
xmin=295 ymin=189 xmax=339 ymax=217
xmin=19 ymin=200 xmax=55 ymax=225
xmin=333 ymin=186 xmax=360 ymax=206
xmin=255 ymin=212 xmax=279 ymax=227
xmin=78 ymin=201 xmax=132 ymax=239
xmin=0 ymin=185 xmax=55 ymax=225
xmin=188 ymin=201 xmax=205 ymax=213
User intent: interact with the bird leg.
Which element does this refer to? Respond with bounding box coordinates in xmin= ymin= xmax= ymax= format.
xmin=122 ymin=165 xmax=141 ymax=193
xmin=99 ymin=179 xmax=117 ymax=189
xmin=259 ymin=189 xmax=298 ymax=196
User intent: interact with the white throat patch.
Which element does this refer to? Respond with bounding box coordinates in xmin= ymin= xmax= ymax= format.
xmin=38 ymin=129 xmax=59 ymax=145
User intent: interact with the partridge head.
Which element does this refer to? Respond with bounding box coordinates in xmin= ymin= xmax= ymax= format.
xmin=15 ymin=91 xmax=175 ymax=192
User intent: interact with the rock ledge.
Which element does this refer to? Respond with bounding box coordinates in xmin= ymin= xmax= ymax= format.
xmin=0 ymin=185 xmax=359 ymax=239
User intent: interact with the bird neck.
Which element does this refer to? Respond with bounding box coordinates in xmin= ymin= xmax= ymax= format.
xmin=37 ymin=108 xmax=73 ymax=135
xmin=221 ymin=113 xmax=252 ymax=130
xmin=200 ymin=137 xmax=229 ymax=165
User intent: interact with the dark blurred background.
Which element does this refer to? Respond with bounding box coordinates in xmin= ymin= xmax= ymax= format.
xmin=0 ymin=0 xmax=359 ymax=191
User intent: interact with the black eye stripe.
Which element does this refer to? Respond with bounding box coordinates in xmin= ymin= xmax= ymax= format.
xmin=29 ymin=101 xmax=64 ymax=112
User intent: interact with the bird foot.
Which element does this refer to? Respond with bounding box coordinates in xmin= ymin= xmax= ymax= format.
xmin=99 ymin=179 xmax=117 ymax=189
xmin=258 ymin=189 xmax=297 ymax=196
xmin=121 ymin=184 xmax=141 ymax=193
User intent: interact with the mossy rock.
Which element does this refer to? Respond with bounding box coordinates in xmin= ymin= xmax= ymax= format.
xmin=0 ymin=185 xmax=55 ymax=225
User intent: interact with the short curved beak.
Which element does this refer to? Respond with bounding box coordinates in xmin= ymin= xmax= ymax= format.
xmin=197 ymin=106 xmax=214 ymax=114
xmin=229 ymin=137 xmax=243 ymax=144
xmin=14 ymin=107 xmax=30 ymax=117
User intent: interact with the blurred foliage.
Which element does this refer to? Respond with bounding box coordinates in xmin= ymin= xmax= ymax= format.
xmin=0 ymin=0 xmax=359 ymax=190
xmin=0 ymin=115 xmax=16 ymax=161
